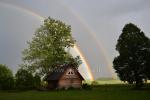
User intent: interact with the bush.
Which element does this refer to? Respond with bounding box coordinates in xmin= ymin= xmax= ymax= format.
xmin=15 ymin=69 xmax=34 ymax=90
xmin=82 ymin=83 xmax=92 ymax=90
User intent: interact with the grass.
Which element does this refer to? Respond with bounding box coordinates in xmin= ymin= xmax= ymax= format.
xmin=85 ymin=78 xmax=124 ymax=85
xmin=0 ymin=80 xmax=150 ymax=100
xmin=85 ymin=79 xmax=150 ymax=85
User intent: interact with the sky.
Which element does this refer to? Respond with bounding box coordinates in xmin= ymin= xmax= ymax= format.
xmin=0 ymin=0 xmax=150 ymax=79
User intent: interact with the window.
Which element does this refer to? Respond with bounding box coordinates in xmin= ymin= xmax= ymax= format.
xmin=71 ymin=72 xmax=73 ymax=74
xmin=67 ymin=69 xmax=74 ymax=75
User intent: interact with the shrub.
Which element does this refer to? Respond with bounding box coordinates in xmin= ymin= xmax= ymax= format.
xmin=82 ymin=83 xmax=92 ymax=90
xmin=15 ymin=69 xmax=34 ymax=90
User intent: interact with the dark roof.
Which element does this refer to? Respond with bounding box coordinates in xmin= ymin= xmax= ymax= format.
xmin=45 ymin=64 xmax=84 ymax=81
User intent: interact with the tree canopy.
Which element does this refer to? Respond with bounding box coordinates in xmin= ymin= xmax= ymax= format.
xmin=22 ymin=17 xmax=81 ymax=76
xmin=113 ymin=23 xmax=150 ymax=87
xmin=0 ymin=64 xmax=14 ymax=90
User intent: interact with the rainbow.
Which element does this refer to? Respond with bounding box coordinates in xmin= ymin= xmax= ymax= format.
xmin=73 ymin=45 xmax=94 ymax=80
xmin=57 ymin=1 xmax=117 ymax=79
xmin=0 ymin=1 xmax=95 ymax=80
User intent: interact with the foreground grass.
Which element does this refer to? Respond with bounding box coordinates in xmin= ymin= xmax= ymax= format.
xmin=0 ymin=84 xmax=150 ymax=100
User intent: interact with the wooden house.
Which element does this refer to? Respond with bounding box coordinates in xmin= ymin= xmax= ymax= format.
xmin=45 ymin=64 xmax=84 ymax=89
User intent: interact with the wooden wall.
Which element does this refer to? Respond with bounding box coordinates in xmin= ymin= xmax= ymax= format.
xmin=58 ymin=68 xmax=82 ymax=89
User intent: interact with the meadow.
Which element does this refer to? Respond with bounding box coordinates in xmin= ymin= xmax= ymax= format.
xmin=0 ymin=79 xmax=150 ymax=100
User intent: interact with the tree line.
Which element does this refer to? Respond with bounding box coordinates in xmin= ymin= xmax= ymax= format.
xmin=0 ymin=64 xmax=41 ymax=90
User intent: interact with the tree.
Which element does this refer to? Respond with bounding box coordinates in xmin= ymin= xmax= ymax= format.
xmin=113 ymin=23 xmax=150 ymax=87
xmin=22 ymin=17 xmax=81 ymax=76
xmin=15 ymin=69 xmax=34 ymax=89
xmin=0 ymin=64 xmax=14 ymax=90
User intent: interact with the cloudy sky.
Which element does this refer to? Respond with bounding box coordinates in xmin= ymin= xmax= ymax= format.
xmin=0 ymin=0 xmax=150 ymax=79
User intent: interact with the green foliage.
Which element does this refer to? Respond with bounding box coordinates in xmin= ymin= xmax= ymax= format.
xmin=82 ymin=83 xmax=92 ymax=90
xmin=15 ymin=69 xmax=34 ymax=90
xmin=40 ymin=81 xmax=48 ymax=88
xmin=22 ymin=17 xmax=81 ymax=76
xmin=67 ymin=56 xmax=82 ymax=69
xmin=33 ymin=74 xmax=41 ymax=88
xmin=0 ymin=64 xmax=14 ymax=90
xmin=113 ymin=23 xmax=150 ymax=87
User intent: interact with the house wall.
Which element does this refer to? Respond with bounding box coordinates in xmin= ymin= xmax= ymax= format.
xmin=58 ymin=68 xmax=82 ymax=89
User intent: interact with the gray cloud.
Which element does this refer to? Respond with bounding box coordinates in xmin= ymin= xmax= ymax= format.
xmin=0 ymin=0 xmax=150 ymax=79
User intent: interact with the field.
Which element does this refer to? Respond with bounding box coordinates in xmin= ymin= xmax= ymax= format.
xmin=0 ymin=80 xmax=150 ymax=100
xmin=85 ymin=78 xmax=124 ymax=85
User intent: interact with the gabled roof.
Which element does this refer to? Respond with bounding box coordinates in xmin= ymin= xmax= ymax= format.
xmin=45 ymin=64 xmax=84 ymax=81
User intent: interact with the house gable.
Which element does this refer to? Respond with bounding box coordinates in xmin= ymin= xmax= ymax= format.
xmin=58 ymin=67 xmax=83 ymax=89
xmin=60 ymin=67 xmax=80 ymax=79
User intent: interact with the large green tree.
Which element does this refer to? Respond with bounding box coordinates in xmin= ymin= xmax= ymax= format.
xmin=22 ymin=17 xmax=81 ymax=76
xmin=0 ymin=64 xmax=14 ymax=90
xmin=113 ymin=23 xmax=150 ymax=87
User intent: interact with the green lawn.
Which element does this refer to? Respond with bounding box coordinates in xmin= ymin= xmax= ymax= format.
xmin=0 ymin=84 xmax=150 ymax=100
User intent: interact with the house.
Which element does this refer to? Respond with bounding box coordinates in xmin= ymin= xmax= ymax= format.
xmin=45 ymin=64 xmax=84 ymax=89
